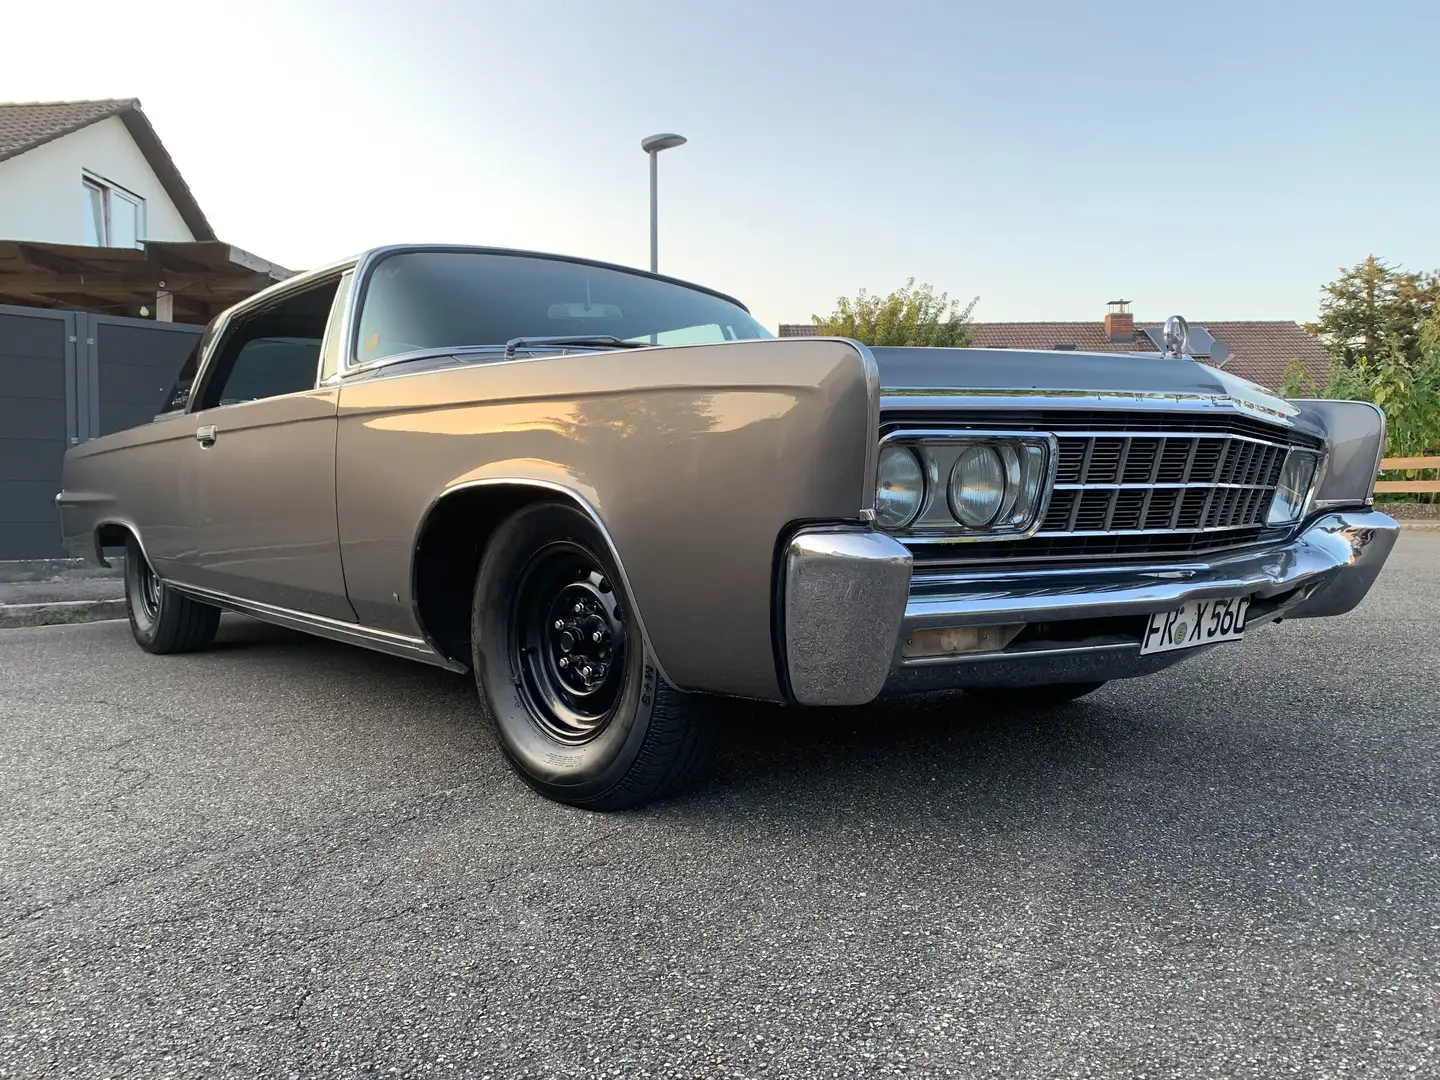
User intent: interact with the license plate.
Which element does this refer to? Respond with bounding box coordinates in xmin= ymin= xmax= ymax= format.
xmin=1140 ymin=595 xmax=1250 ymax=655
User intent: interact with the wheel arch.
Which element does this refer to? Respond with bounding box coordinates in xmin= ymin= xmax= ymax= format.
xmin=409 ymin=478 xmax=666 ymax=680
xmin=92 ymin=519 xmax=144 ymax=570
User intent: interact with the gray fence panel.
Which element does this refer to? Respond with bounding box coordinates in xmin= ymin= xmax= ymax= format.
xmin=0 ymin=307 xmax=73 ymax=558
xmin=90 ymin=316 xmax=202 ymax=437
xmin=0 ymin=307 xmax=203 ymax=558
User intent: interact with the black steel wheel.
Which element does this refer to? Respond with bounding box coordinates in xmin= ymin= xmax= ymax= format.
xmin=123 ymin=534 xmax=220 ymax=655
xmin=513 ymin=546 xmax=629 ymax=743
xmin=471 ymin=502 xmax=717 ymax=810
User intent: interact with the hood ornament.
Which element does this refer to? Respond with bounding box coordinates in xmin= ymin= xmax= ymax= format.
xmin=1162 ymin=315 xmax=1190 ymax=358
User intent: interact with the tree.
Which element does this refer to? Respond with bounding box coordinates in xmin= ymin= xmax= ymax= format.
xmin=812 ymin=278 xmax=977 ymax=347
xmin=1307 ymin=255 xmax=1440 ymax=370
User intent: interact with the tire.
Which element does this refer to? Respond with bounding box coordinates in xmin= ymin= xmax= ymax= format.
xmin=471 ymin=502 xmax=717 ymax=810
xmin=124 ymin=535 xmax=220 ymax=654
xmin=964 ymin=681 xmax=1107 ymax=705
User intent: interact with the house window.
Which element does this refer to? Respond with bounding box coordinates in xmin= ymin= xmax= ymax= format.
xmin=81 ymin=174 xmax=145 ymax=248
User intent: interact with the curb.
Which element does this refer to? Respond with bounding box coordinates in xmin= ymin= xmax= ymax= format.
xmin=0 ymin=557 xmax=124 ymax=584
xmin=0 ymin=599 xmax=128 ymax=629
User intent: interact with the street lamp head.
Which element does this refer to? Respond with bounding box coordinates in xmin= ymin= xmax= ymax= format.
xmin=641 ymin=133 xmax=687 ymax=154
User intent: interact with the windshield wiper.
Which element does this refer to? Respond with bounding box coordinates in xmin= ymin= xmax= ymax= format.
xmin=503 ymin=335 xmax=651 ymax=359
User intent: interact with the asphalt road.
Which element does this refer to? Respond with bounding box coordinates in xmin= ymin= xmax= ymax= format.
xmin=3 ymin=534 xmax=1437 ymax=1079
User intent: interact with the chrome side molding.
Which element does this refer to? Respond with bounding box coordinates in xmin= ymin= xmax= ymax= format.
xmin=168 ymin=581 xmax=466 ymax=673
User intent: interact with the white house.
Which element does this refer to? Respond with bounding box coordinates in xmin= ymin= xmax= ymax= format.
xmin=0 ymin=98 xmax=214 ymax=247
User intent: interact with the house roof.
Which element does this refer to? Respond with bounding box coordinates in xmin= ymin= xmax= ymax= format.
xmin=0 ymin=98 xmax=215 ymax=242
xmin=776 ymin=319 xmax=1330 ymax=392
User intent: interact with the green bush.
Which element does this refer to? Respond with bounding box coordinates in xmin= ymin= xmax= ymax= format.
xmin=1282 ymin=348 xmax=1440 ymax=459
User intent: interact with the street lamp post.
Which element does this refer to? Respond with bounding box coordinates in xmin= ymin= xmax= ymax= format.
xmin=641 ymin=133 xmax=687 ymax=273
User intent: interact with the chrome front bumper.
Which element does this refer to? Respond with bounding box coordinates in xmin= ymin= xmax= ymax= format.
xmin=781 ymin=509 xmax=1399 ymax=707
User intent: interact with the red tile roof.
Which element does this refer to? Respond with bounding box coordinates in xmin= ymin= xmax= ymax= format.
xmin=776 ymin=319 xmax=1330 ymax=392
xmin=0 ymin=99 xmax=214 ymax=241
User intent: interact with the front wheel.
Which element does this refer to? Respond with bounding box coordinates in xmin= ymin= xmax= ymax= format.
xmin=471 ymin=502 xmax=717 ymax=810
xmin=124 ymin=536 xmax=220 ymax=654
xmin=963 ymin=681 xmax=1107 ymax=705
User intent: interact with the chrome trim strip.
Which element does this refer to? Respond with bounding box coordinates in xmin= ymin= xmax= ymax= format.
xmin=1052 ymin=482 xmax=1282 ymax=491
xmin=1031 ymin=522 xmax=1279 ymax=538
xmin=901 ymin=509 xmax=1398 ymax=631
xmin=409 ymin=477 xmax=673 ymax=685
xmin=1369 ymin=403 xmax=1387 ymax=507
xmin=854 ymin=341 xmax=882 ymax=517
xmin=879 ymin=389 xmax=1303 ymax=428
xmin=167 ymin=581 xmax=465 ymax=672
xmin=1046 ymin=430 xmax=1300 ymax=449
xmin=899 ymin=639 xmax=1135 ymax=668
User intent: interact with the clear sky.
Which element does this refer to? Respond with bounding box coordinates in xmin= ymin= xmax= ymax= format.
xmin=3 ymin=0 xmax=1435 ymax=332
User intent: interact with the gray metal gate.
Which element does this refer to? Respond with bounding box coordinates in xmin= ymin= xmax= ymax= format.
xmin=0 ymin=306 xmax=202 ymax=558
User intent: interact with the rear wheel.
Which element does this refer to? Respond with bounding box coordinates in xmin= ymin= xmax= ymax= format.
xmin=964 ymin=681 xmax=1106 ymax=705
xmin=124 ymin=536 xmax=220 ymax=654
xmin=471 ymin=502 xmax=717 ymax=810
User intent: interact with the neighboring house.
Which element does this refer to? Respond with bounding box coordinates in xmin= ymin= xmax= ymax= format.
xmin=778 ymin=301 xmax=1331 ymax=393
xmin=0 ymin=99 xmax=289 ymax=560
xmin=0 ymin=98 xmax=213 ymax=247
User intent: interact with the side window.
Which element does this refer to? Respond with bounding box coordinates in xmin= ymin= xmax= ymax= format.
xmin=160 ymin=320 xmax=217 ymax=414
xmin=195 ymin=277 xmax=341 ymax=410
xmin=317 ymin=271 xmax=355 ymax=383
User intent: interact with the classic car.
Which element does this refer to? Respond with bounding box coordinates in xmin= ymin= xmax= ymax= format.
xmin=57 ymin=244 xmax=1398 ymax=809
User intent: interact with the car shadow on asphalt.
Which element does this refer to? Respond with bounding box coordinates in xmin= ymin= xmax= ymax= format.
xmin=203 ymin=614 xmax=1377 ymax=869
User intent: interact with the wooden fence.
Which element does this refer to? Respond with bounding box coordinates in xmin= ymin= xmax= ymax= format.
xmin=1376 ymin=456 xmax=1440 ymax=495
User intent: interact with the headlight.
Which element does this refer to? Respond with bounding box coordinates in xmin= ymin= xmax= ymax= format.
xmin=1267 ymin=451 xmax=1319 ymax=526
xmin=950 ymin=441 xmax=1048 ymax=530
xmin=875 ymin=445 xmax=925 ymax=529
xmin=949 ymin=445 xmax=1008 ymax=527
xmin=874 ymin=434 xmax=1052 ymax=537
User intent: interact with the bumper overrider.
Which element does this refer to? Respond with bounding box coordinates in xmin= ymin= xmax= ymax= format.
xmin=780 ymin=509 xmax=1398 ymax=707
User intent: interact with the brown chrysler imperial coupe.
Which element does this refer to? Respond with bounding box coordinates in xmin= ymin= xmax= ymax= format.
xmin=57 ymin=245 xmax=1398 ymax=808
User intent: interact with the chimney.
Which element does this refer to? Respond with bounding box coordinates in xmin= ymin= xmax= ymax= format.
xmin=1104 ymin=299 xmax=1134 ymax=343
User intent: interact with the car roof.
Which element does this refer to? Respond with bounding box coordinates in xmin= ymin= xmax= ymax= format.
xmin=253 ymin=244 xmax=751 ymax=314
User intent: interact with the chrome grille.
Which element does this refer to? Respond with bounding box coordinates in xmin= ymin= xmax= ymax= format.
xmin=881 ymin=409 xmax=1321 ymax=565
xmin=1042 ymin=433 xmax=1290 ymax=537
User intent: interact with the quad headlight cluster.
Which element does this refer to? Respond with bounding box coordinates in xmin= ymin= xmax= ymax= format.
xmin=875 ymin=434 xmax=1054 ymax=537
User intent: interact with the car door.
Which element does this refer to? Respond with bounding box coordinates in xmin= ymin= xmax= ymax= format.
xmin=180 ymin=272 xmax=356 ymax=621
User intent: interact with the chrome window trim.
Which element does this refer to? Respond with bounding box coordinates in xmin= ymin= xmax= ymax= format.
xmin=316 ymin=269 xmax=356 ymax=386
xmin=187 ymin=259 xmax=359 ymax=413
xmin=874 ymin=428 xmax=1060 ymax=544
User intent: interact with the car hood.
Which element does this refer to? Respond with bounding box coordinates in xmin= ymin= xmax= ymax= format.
xmin=869 ymin=346 xmax=1298 ymax=418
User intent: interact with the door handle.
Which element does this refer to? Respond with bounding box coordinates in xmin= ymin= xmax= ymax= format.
xmin=196 ymin=425 xmax=218 ymax=447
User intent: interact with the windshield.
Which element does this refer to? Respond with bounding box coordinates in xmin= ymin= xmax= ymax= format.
xmin=353 ymin=250 xmax=771 ymax=365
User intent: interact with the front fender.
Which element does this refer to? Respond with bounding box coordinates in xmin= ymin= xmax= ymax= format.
xmin=335 ymin=338 xmax=878 ymax=700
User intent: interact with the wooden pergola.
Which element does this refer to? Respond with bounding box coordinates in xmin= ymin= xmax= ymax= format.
xmin=0 ymin=239 xmax=293 ymax=325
